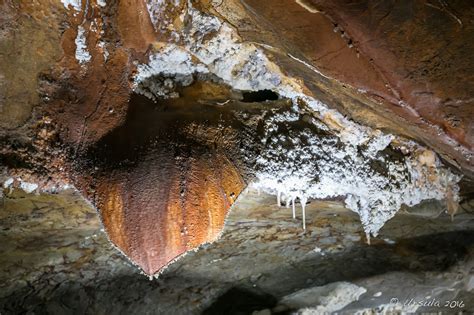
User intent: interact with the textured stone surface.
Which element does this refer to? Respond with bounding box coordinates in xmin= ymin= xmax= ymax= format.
xmin=0 ymin=1 xmax=62 ymax=129
xmin=1 ymin=190 xmax=474 ymax=313
xmin=1 ymin=0 xmax=474 ymax=311
xmin=91 ymin=144 xmax=244 ymax=275
xmin=311 ymin=0 xmax=474 ymax=149
xmin=211 ymin=0 xmax=474 ymax=176
xmin=0 ymin=190 xmax=134 ymax=308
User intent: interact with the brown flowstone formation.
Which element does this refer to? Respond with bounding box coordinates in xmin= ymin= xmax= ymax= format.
xmin=1 ymin=0 xmax=473 ymax=276
xmin=93 ymin=152 xmax=244 ymax=275
xmin=71 ymin=89 xmax=249 ymax=275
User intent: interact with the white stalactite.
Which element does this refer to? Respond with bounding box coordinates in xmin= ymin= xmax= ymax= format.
xmin=292 ymin=197 xmax=296 ymax=219
xmin=301 ymin=196 xmax=307 ymax=230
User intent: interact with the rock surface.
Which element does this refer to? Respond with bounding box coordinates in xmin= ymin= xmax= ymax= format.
xmin=224 ymin=0 xmax=474 ymax=175
xmin=1 ymin=0 xmax=474 ymax=311
xmin=1 ymin=190 xmax=474 ymax=313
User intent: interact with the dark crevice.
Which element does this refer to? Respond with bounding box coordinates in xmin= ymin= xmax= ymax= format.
xmin=241 ymin=90 xmax=279 ymax=103
xmin=203 ymin=287 xmax=277 ymax=315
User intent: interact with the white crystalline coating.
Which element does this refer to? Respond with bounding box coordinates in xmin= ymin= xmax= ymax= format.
xmin=61 ymin=0 xmax=82 ymax=11
xmin=134 ymin=6 xmax=282 ymax=97
xmin=75 ymin=26 xmax=91 ymax=64
xmin=276 ymin=92 xmax=374 ymax=147
xmin=19 ymin=181 xmax=38 ymax=193
xmin=281 ymin=282 xmax=367 ymax=314
xmin=98 ymin=41 xmax=109 ymax=61
xmin=3 ymin=178 xmax=14 ymax=189
xmin=184 ymin=7 xmax=282 ymax=91
xmin=145 ymin=0 xmax=166 ymax=28
xmin=251 ymin=103 xmax=461 ymax=237
xmin=134 ymin=45 xmax=208 ymax=99
xmin=145 ymin=0 xmax=181 ymax=30
xmin=366 ymin=132 xmax=394 ymax=158
xmin=1 ymin=175 xmax=76 ymax=195
xmin=136 ymin=45 xmax=208 ymax=79
xmin=136 ymin=3 xmax=461 ymax=236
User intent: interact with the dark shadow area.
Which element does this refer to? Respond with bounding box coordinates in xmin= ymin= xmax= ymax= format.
xmin=241 ymin=90 xmax=279 ymax=103
xmin=203 ymin=287 xmax=277 ymax=315
xmin=82 ymin=90 xmax=282 ymax=168
xmin=84 ymin=92 xmax=244 ymax=165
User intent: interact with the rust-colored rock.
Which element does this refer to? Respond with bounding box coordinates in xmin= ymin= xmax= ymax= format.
xmin=95 ymin=151 xmax=243 ymax=275
xmin=47 ymin=1 xmax=133 ymax=147
xmin=240 ymin=0 xmax=390 ymax=100
xmin=117 ymin=0 xmax=157 ymax=52
xmin=307 ymin=0 xmax=474 ymax=149
xmin=73 ymin=91 xmax=247 ymax=275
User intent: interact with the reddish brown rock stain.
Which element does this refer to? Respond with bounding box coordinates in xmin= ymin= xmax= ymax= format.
xmin=48 ymin=0 xmax=133 ymax=147
xmin=309 ymin=0 xmax=474 ymax=150
xmin=241 ymin=0 xmax=392 ymax=100
xmin=81 ymin=88 xmax=246 ymax=275
xmin=95 ymin=152 xmax=244 ymax=275
xmin=117 ymin=0 xmax=157 ymax=52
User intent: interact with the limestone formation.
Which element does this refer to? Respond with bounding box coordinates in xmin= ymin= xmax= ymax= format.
xmin=1 ymin=0 xmax=473 ymax=313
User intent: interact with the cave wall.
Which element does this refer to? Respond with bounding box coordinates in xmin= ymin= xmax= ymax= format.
xmin=0 ymin=0 xmax=473 ymax=276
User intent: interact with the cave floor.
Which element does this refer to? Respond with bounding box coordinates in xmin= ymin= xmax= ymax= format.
xmin=1 ymin=189 xmax=474 ymax=314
